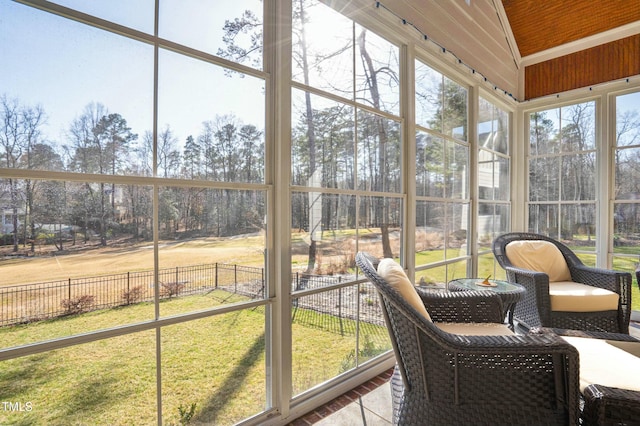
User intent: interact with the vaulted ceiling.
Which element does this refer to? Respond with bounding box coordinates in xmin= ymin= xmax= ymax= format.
xmin=501 ymin=0 xmax=640 ymax=62
xmin=500 ymin=0 xmax=640 ymax=99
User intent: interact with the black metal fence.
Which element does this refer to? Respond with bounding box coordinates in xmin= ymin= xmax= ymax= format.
xmin=0 ymin=263 xmax=264 ymax=327
xmin=0 ymin=265 xmax=385 ymax=330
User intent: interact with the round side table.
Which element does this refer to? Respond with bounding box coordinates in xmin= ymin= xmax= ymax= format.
xmin=448 ymin=278 xmax=525 ymax=328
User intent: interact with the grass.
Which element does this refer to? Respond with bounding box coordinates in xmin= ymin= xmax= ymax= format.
xmin=0 ymin=291 xmax=390 ymax=425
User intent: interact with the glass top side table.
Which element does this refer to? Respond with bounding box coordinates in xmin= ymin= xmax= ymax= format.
xmin=447 ymin=278 xmax=525 ymax=328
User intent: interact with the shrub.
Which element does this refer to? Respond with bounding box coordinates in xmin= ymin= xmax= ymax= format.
xmin=61 ymin=294 xmax=95 ymax=315
xmin=121 ymin=285 xmax=145 ymax=305
xmin=161 ymin=281 xmax=185 ymax=298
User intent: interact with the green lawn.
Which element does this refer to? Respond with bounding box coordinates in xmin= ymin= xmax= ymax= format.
xmin=0 ymin=291 xmax=389 ymax=425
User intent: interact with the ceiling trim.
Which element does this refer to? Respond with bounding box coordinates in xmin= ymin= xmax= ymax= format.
xmin=492 ymin=0 xmax=521 ymax=68
xmin=521 ymin=21 xmax=640 ymax=67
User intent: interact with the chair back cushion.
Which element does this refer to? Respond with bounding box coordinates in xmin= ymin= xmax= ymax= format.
xmin=377 ymin=258 xmax=431 ymax=321
xmin=505 ymin=240 xmax=571 ymax=282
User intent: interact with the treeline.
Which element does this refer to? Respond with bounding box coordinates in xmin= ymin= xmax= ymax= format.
xmin=0 ymin=96 xmax=267 ymax=251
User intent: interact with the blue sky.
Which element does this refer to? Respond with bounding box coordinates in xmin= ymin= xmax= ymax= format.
xmin=0 ymin=0 xmax=265 ymax=149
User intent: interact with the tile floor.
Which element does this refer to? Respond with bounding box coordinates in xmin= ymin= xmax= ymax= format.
xmin=289 ymin=322 xmax=640 ymax=425
xmin=287 ymin=368 xmax=394 ymax=426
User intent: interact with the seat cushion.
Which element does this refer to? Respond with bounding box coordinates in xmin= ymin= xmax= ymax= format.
xmin=505 ymin=240 xmax=571 ymax=282
xmin=436 ymin=322 xmax=514 ymax=336
xmin=562 ymin=336 xmax=640 ymax=392
xmin=377 ymin=258 xmax=431 ymax=321
xmin=549 ymin=281 xmax=619 ymax=312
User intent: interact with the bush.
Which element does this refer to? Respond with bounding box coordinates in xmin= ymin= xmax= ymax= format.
xmin=161 ymin=281 xmax=185 ymax=298
xmin=61 ymin=294 xmax=95 ymax=315
xmin=121 ymin=285 xmax=145 ymax=305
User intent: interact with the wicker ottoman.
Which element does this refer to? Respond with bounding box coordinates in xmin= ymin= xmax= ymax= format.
xmin=536 ymin=328 xmax=640 ymax=426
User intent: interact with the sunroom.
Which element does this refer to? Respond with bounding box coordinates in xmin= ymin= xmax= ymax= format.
xmin=0 ymin=0 xmax=639 ymax=425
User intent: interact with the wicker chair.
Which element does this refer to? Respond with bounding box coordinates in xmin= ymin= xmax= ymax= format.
xmin=492 ymin=233 xmax=632 ymax=334
xmin=355 ymin=252 xmax=580 ymax=425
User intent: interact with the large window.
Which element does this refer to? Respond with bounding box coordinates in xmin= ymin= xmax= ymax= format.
xmin=414 ymin=60 xmax=470 ymax=284
xmin=528 ymin=101 xmax=597 ymax=263
xmin=290 ymin=0 xmax=399 ymax=397
xmin=0 ymin=1 xmax=520 ymax=424
xmin=0 ymin=1 xmax=268 ymax=424
xmin=478 ymin=96 xmax=510 ymax=279
xmin=613 ymin=91 xmax=640 ymax=310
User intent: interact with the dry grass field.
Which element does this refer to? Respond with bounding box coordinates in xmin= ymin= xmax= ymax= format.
xmin=0 ymin=233 xmax=266 ymax=287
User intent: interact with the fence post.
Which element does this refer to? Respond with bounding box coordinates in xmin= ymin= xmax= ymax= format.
xmin=215 ymin=263 xmax=218 ymax=289
xmin=68 ymin=278 xmax=71 ymax=301
xmin=338 ymin=286 xmax=344 ymax=336
xmin=175 ymin=266 xmax=179 ymax=291
xmin=234 ymin=264 xmax=237 ymax=293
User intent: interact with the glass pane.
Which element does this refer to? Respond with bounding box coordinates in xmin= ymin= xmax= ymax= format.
xmin=529 ymin=110 xmax=560 ymax=155
xmin=447 ymin=259 xmax=469 ymax=281
xmin=415 ymin=201 xmax=445 ymax=265
xmin=158 ymin=49 xmax=265 ymax=181
xmin=357 ymin=281 xmax=392 ymax=364
xmin=478 ymin=203 xmax=510 ymax=252
xmin=616 ymin=92 xmax=640 ymax=147
xmin=415 ymin=61 xmax=442 ymax=131
xmin=291 ymin=193 xmax=356 ymax=277
xmin=292 ymin=0 xmax=353 ymax=96
xmin=528 ymin=204 xmax=558 ymax=236
xmin=355 ymin=24 xmax=400 ymax=116
xmin=291 ymin=90 xmax=355 ymax=189
xmin=613 ymin=203 xmax=640 ymax=253
xmin=478 ymin=97 xmax=509 ymax=155
xmin=415 ymin=265 xmax=446 ymax=287
xmin=416 ymin=133 xmax=444 ymax=198
xmin=357 ymin=111 xmax=401 ymax=193
xmin=479 ymin=252 xmax=504 ymax=281
xmin=615 ymin=147 xmax=640 ymax=199
xmin=0 ymin=180 xmax=154 ymax=344
xmin=478 ymin=97 xmax=493 ymax=149
xmin=560 ymin=204 xmax=596 ymax=250
xmin=0 ymin=3 xmax=153 ymax=175
xmin=49 ymin=0 xmax=154 ymax=33
xmin=446 ymin=203 xmax=469 ymax=258
xmin=561 ymin=153 xmax=595 ymax=201
xmin=162 ymin=310 xmax=267 ymax=424
xmin=529 ymin=157 xmax=560 ymax=201
xmin=443 ymin=77 xmax=468 ymax=141
xmin=160 ymin=0 xmax=263 ymax=70
xmin=358 ymin=196 xmax=403 ymax=259
xmin=496 ymin=156 xmax=510 ymax=200
xmin=495 ymin=107 xmax=509 ymax=154
xmin=560 ymin=102 xmax=595 ymax=151
xmin=291 ymin=287 xmax=358 ymax=396
xmin=158 ymin=188 xmax=266 ymax=316
xmin=446 ymin=141 xmax=469 ymax=199
xmin=0 ymin=331 xmax=156 ymax=424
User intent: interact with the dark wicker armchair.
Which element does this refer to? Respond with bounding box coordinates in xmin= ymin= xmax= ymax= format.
xmin=492 ymin=232 xmax=632 ymax=334
xmin=355 ymin=252 xmax=580 ymax=425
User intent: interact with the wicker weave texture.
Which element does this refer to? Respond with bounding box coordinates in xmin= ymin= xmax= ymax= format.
xmin=356 ymin=252 xmax=581 ymax=425
xmin=492 ymin=233 xmax=631 ymax=334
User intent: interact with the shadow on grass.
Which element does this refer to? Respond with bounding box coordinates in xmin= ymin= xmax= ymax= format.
xmin=191 ymin=332 xmax=265 ymax=425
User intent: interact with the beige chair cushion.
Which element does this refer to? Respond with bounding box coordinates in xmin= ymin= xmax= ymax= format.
xmin=505 ymin=240 xmax=571 ymax=282
xmin=549 ymin=281 xmax=619 ymax=312
xmin=436 ymin=322 xmax=514 ymax=336
xmin=562 ymin=336 xmax=640 ymax=392
xmin=377 ymin=258 xmax=431 ymax=322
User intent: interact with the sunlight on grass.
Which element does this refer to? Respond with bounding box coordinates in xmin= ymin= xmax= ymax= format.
xmin=0 ymin=292 xmax=390 ymax=425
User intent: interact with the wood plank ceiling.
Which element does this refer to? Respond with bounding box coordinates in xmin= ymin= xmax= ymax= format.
xmin=501 ymin=0 xmax=640 ymax=99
